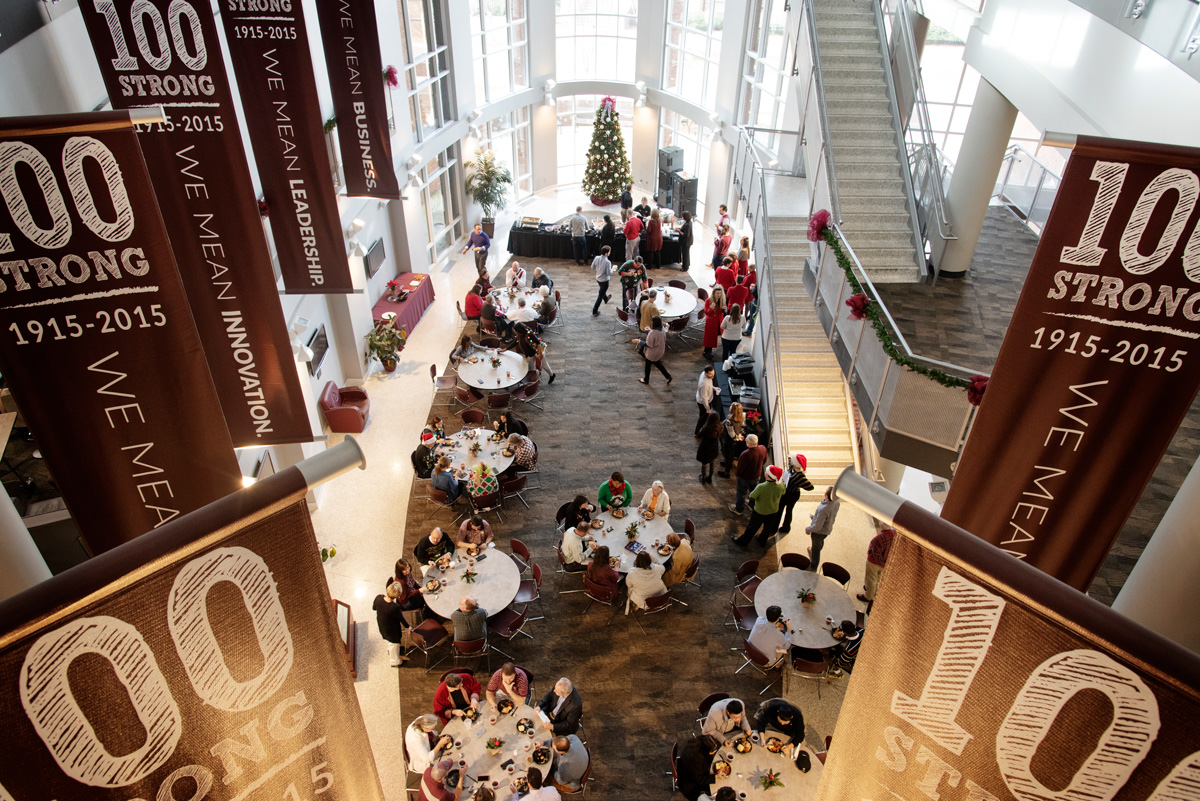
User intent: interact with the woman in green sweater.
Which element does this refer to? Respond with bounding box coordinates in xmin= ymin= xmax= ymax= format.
xmin=598 ymin=471 xmax=633 ymax=511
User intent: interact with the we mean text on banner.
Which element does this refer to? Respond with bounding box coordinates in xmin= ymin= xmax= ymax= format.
xmin=79 ymin=0 xmax=313 ymax=446
xmin=0 ymin=113 xmax=242 ymax=554
xmin=941 ymin=137 xmax=1200 ymax=590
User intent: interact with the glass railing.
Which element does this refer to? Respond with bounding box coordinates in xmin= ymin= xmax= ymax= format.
xmin=995 ymin=144 xmax=1061 ymax=235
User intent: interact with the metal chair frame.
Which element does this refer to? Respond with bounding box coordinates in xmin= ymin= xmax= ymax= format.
xmin=736 ymin=639 xmax=783 ymax=695
xmin=632 ymin=591 xmax=673 ymax=634
xmin=582 ymin=576 xmax=620 ymax=624
xmin=426 ymin=486 xmax=467 ymax=524
xmin=513 ymin=563 xmax=545 ymax=622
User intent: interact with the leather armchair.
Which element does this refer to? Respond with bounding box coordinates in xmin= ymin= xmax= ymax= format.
xmin=318 ymin=381 xmax=370 ymax=433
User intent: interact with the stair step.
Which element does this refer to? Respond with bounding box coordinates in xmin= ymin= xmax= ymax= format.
xmin=837 ymin=228 xmax=916 ymax=247
xmin=821 ymin=82 xmax=890 ymax=101
xmin=820 ymin=68 xmax=887 ymax=86
xmin=864 ymin=269 xmax=924 ymax=284
xmin=833 ymin=145 xmax=904 ymax=162
xmin=852 ymin=244 xmax=919 ymax=261
xmin=819 ymin=39 xmax=881 ymax=58
xmin=828 ymin=129 xmax=896 ymax=148
xmin=779 ymin=344 xmax=837 ymax=360
xmin=826 ymin=98 xmax=892 ymax=117
xmin=819 ymin=54 xmax=886 ymax=73
xmin=836 ymin=161 xmax=904 ymax=180
xmin=837 ymin=195 xmax=910 ymax=216
xmin=783 ymin=367 xmax=844 ymax=383
xmin=838 ymin=177 xmax=907 ymax=195
xmin=838 ymin=211 xmax=914 ymax=231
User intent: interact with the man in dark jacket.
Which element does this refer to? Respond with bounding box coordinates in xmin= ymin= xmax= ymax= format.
xmin=754 ymin=699 xmax=804 ymax=750
xmin=373 ymin=582 xmax=409 ymax=666
xmin=778 ymin=453 xmax=816 ymax=534
xmin=537 ymin=677 xmax=583 ymax=735
xmin=411 ymin=432 xmax=436 ymax=479
xmin=620 ymin=185 xmax=633 ymax=211
xmin=675 ymin=735 xmax=721 ymax=801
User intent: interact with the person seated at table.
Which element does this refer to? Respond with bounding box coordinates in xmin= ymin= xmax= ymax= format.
xmin=506 ymin=432 xmax=537 ymax=471
xmin=701 ymin=698 xmax=752 ymax=745
xmin=512 ymin=322 xmax=556 ymax=384
xmin=449 ymin=335 xmax=475 ymax=369
xmin=494 ymin=412 xmax=528 ymax=437
xmin=634 ymin=197 xmax=652 ymax=218
xmin=507 ymin=295 xmax=539 ymax=325
xmin=414 ymin=527 xmax=454 ymax=566
xmin=523 ymin=767 xmax=560 ymax=801
xmin=626 ymin=551 xmax=667 ymax=612
xmin=618 ymin=256 xmax=647 ymax=311
xmin=431 ymin=456 xmax=466 ymax=503
xmin=466 ymin=463 xmax=500 ymax=500
xmin=406 ymin=714 xmax=452 ymax=775
xmin=389 ymin=558 xmax=433 ymax=619
xmin=451 ymin=596 xmax=488 ymax=643
xmin=456 ymin=515 xmax=494 ymax=547
xmin=486 ymin=662 xmax=531 ymax=706
xmin=463 ymin=285 xmax=484 ymax=329
xmin=828 ymin=619 xmax=864 ymax=677
xmin=532 ymin=266 xmax=553 ymax=291
xmin=373 ymin=581 xmax=410 ymax=667
xmin=561 ymin=524 xmax=594 ymax=572
xmin=661 ymin=533 xmax=694 ymax=587
xmin=638 ymin=480 xmax=671 ymax=518
xmin=585 ymin=545 xmax=619 ymax=594
xmin=598 ymin=471 xmax=633 ymax=511
xmin=699 ymin=788 xmax=737 ymax=801
xmin=536 ymin=285 xmax=556 ymax=326
xmin=412 ymin=432 xmax=437 ymax=479
xmin=639 ymin=288 xmax=660 ymax=331
xmin=562 ymin=495 xmax=595 ymax=530
xmin=748 ymin=605 xmax=793 ymax=666
xmin=480 ymin=292 xmax=507 ymax=337
xmin=420 ymin=757 xmax=465 ymax=801
xmin=433 ymin=671 xmax=482 ymax=723
xmin=754 ymin=698 xmax=804 ymax=752
xmin=550 ymin=734 xmax=588 ymax=792
xmin=505 ymin=260 xmax=527 ymax=289
xmin=537 ymin=678 xmax=583 ymax=735
xmin=676 ymin=735 xmax=722 ymax=801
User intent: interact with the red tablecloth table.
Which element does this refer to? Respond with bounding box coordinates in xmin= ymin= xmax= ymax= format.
xmin=371 ymin=273 xmax=435 ymax=334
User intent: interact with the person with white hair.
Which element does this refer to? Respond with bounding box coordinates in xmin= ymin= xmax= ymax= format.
xmin=419 ymin=756 xmax=465 ymax=801
xmin=537 ymin=677 xmax=583 ymax=735
xmin=405 ymin=714 xmax=451 ymax=775
xmin=637 ymin=480 xmax=671 ymax=519
xmin=505 ymin=260 xmax=527 ymax=288
xmin=532 ymin=266 xmax=553 ymax=291
xmin=506 ymin=295 xmax=538 ymax=325
xmin=536 ymin=284 xmax=557 ymax=326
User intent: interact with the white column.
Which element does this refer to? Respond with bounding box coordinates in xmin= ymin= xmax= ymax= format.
xmin=0 ymin=495 xmax=52 ymax=601
xmin=527 ymin=0 xmax=558 ymax=193
xmin=933 ymin=78 xmax=1017 ymax=275
xmin=1112 ymin=462 xmax=1200 ymax=653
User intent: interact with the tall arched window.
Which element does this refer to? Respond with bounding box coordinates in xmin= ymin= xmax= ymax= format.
xmin=554 ymin=1 xmax=639 ymax=82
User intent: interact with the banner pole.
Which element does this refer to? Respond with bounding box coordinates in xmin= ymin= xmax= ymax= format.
xmin=832 ymin=466 xmax=904 ymax=524
xmin=294 ymin=436 xmax=367 ymax=489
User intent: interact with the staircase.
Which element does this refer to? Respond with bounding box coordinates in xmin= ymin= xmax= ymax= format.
xmin=767 ymin=214 xmax=857 ymax=487
xmin=812 ymin=0 xmax=923 ymax=283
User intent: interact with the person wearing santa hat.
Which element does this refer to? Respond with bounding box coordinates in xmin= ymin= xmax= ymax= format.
xmin=411 ymin=431 xmax=438 ymax=479
xmin=733 ymin=464 xmax=788 ymax=547
xmin=778 ymin=454 xmax=816 ymax=535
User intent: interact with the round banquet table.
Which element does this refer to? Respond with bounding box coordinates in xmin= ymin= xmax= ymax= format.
xmin=421 ymin=544 xmax=521 ymax=620
xmin=441 ymin=699 xmax=554 ymax=798
xmin=710 ymin=740 xmax=824 ymax=801
xmin=457 ymin=349 xmax=527 ymax=391
xmin=492 ymin=287 xmax=543 ymax=317
xmin=586 ymin=508 xmax=674 ymax=574
xmin=435 ymin=428 xmax=515 ymax=478
xmin=645 ymin=284 xmax=697 ymax=320
xmin=752 ymin=568 xmax=856 ymax=650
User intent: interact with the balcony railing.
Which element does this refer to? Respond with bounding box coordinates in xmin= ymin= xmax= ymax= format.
xmin=995 ymin=143 xmax=1061 ymax=236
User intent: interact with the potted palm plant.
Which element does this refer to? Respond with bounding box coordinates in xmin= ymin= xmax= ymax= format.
xmin=464 ymin=148 xmax=513 ymax=238
xmin=364 ymin=318 xmax=407 ymax=373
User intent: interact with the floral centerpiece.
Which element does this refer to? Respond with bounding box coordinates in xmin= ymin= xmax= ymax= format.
xmin=485 ymin=737 xmax=504 ymax=751
xmin=386 ymin=278 xmax=403 ymax=300
xmin=760 ymin=769 xmax=784 ymax=790
xmin=625 ymin=521 xmax=640 ymax=541
xmin=797 ymin=588 xmax=817 ymax=605
xmin=745 ymin=410 xmax=762 ymax=425
xmin=469 ymin=441 xmax=482 ymax=457
xmin=462 ymin=569 xmax=478 ymax=584
xmin=489 ymin=355 xmax=502 ymax=369
xmin=967 ymin=374 xmax=989 ymax=407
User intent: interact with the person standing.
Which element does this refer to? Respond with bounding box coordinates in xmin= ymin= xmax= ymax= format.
xmin=727 ymin=275 xmax=751 ymax=311
xmin=695 ymin=365 xmax=718 ymax=437
xmin=735 ymin=235 xmax=751 ymax=274
xmin=806 ymin=487 xmax=841 ymax=569
xmin=719 ymin=304 xmax=745 ymax=361
xmin=712 ymin=224 xmax=732 ymax=268
xmin=590 ymin=245 xmax=613 ymax=316
xmin=569 ymin=206 xmax=589 ymax=265
xmin=623 ymin=210 xmax=644 ymax=262
xmin=599 ymin=213 xmax=616 ymax=252
xmin=734 ymin=465 xmax=787 ymax=547
xmin=462 ymin=223 xmax=490 ymax=283
xmin=644 ymin=209 xmax=664 ymax=270
xmin=373 ymin=582 xmax=409 ymax=666
xmin=635 ymin=316 xmax=671 ymax=385
xmin=620 ymin=184 xmax=633 ymax=212
xmin=618 ymin=256 xmax=647 ymax=311
xmin=778 ymin=453 xmax=815 ymax=534
xmin=715 ymin=204 xmax=731 ymax=233
xmin=696 ymin=410 xmax=722 ymax=484
xmin=702 ymin=285 xmax=727 ymax=359
xmin=678 ymin=211 xmax=694 ymax=273
xmin=859 ymin=527 xmax=896 ymax=604
xmin=634 ymin=197 xmax=652 ymax=218
xmin=728 ymin=434 xmax=766 ymax=515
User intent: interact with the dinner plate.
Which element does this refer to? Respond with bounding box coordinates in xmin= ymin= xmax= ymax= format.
xmin=611 ymin=508 xmax=625 ymax=519
xmin=532 ymin=748 xmax=551 ymax=765
xmin=516 ymin=718 xmax=535 ymax=733
xmin=766 ymin=737 xmax=784 ymax=753
xmin=590 ymin=520 xmax=604 ymax=529
xmin=425 ymin=579 xmax=441 ymax=592
xmin=642 ymin=511 xmax=654 ymax=520
xmin=496 ymin=699 xmax=515 ymax=715
xmin=733 ymin=738 xmax=753 ymax=754
xmin=657 ymin=546 xmax=672 ymax=556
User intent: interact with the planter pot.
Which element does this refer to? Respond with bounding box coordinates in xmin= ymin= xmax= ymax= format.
xmin=482 ymin=218 xmax=496 ymax=238
xmin=382 ymin=358 xmax=398 ymax=373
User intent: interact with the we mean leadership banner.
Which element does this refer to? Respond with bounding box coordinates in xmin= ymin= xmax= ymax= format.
xmin=942 ymin=137 xmax=1200 ymax=590
xmin=79 ymin=0 xmax=313 ymax=446
xmin=0 ymin=464 xmax=385 ymax=801
xmin=816 ymin=489 xmax=1200 ymax=801
xmin=315 ymin=0 xmax=400 ymax=199
xmin=219 ymin=0 xmax=354 ymax=294
xmin=0 ymin=112 xmax=242 ymax=553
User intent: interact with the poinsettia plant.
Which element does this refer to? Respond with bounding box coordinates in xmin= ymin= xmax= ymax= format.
xmin=257 ymin=198 xmax=270 ymax=218
xmin=383 ymin=65 xmax=399 ymax=87
xmin=797 ymin=589 xmax=816 ymax=605
xmin=845 ymin=292 xmax=871 ymax=321
xmin=760 ymin=769 xmax=784 ymax=790
xmin=807 ymin=209 xmax=831 ymax=242
xmin=485 ymin=737 xmax=504 ymax=749
xmin=967 ymin=374 xmax=989 ymax=406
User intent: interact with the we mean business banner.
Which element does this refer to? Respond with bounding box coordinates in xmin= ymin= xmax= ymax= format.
xmin=219 ymin=0 xmax=354 ymax=294
xmin=0 ymin=112 xmax=242 ymax=553
xmin=79 ymin=0 xmax=313 ymax=446
xmin=0 ymin=467 xmax=385 ymax=801
xmin=816 ymin=498 xmax=1200 ymax=801
xmin=942 ymin=137 xmax=1200 ymax=590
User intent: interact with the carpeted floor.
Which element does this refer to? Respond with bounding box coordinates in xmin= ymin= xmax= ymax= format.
xmin=396 ymin=257 xmax=815 ymax=798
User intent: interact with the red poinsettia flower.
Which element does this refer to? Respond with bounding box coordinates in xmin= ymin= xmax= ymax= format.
xmin=383 ymin=65 xmax=399 ymax=88
xmin=257 ymin=198 xmax=269 ymax=218
xmin=845 ymin=292 xmax=871 ymax=321
xmin=387 ymin=279 xmax=402 ymax=291
xmin=807 ymin=209 xmax=831 ymax=242
xmin=967 ymin=374 xmax=989 ymax=406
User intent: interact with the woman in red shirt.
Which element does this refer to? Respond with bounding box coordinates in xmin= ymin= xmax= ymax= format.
xmin=585 ymin=545 xmax=619 ymax=594
xmin=712 ymin=224 xmax=732 ymax=268
xmin=702 ymin=285 xmax=728 ymax=359
xmin=463 ymin=284 xmax=483 ymax=328
xmin=713 ymin=256 xmax=736 ymax=293
xmin=644 ymin=209 xmax=664 ymax=270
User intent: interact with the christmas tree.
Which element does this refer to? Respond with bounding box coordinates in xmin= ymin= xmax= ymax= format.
xmin=582 ymin=96 xmax=632 ymax=204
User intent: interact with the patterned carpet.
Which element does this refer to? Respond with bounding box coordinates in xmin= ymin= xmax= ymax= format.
xmin=397 ymin=258 xmax=807 ymax=798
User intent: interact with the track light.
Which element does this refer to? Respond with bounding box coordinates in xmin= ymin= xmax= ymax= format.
xmin=344 ymin=218 xmax=365 ymax=238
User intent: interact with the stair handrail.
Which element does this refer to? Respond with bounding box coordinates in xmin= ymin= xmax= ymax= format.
xmin=802 ymin=0 xmax=842 ymax=226
xmin=995 ymin=143 xmax=1063 ymax=234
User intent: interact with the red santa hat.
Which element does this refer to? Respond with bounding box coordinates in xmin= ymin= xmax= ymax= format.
xmin=791 ymin=453 xmax=807 ymax=471
xmin=766 ymin=465 xmax=784 ymax=482
xmin=421 ymin=432 xmax=435 ymax=443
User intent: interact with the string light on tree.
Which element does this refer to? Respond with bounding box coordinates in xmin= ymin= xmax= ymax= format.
xmin=582 ymin=96 xmax=632 ymax=205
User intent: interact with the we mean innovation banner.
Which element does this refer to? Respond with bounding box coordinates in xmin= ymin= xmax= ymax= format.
xmin=219 ymin=0 xmax=354 ymax=294
xmin=0 ymin=112 xmax=242 ymax=553
xmin=0 ymin=467 xmax=385 ymax=801
xmin=79 ymin=0 xmax=313 ymax=446
xmin=816 ymin=497 xmax=1200 ymax=801
xmin=942 ymin=137 xmax=1200 ymax=590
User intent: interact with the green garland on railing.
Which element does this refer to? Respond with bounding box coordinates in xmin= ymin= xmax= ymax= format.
xmin=820 ymin=227 xmax=971 ymax=391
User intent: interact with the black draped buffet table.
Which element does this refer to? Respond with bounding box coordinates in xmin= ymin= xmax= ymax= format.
xmin=507 ymin=224 xmax=682 ymax=264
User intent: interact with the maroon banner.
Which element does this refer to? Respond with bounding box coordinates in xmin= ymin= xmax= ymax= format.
xmin=314 ymin=0 xmax=400 ymax=200
xmin=79 ymin=0 xmax=314 ymax=446
xmin=942 ymin=137 xmax=1200 ymax=590
xmin=219 ymin=1 xmax=353 ymax=294
xmin=816 ymin=499 xmax=1200 ymax=801
xmin=0 ymin=467 xmax=385 ymax=801
xmin=0 ymin=112 xmax=242 ymax=553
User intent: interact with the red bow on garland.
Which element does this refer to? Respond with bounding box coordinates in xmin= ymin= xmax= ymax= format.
xmin=845 ymin=292 xmax=871 ymax=321
xmin=966 ymin=374 xmax=989 ymax=406
xmin=807 ymin=209 xmax=831 ymax=242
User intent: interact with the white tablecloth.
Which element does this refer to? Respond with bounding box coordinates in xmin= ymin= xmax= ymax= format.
xmin=435 ymin=428 xmax=516 ymax=478
xmin=752 ymin=569 xmax=856 ymax=650
xmin=457 ymin=349 xmax=528 ymax=390
xmin=586 ymin=509 xmax=675 ymax=574
xmin=493 ymin=288 xmax=544 ymax=317
xmin=646 ymin=285 xmax=697 ymax=320
xmin=710 ymin=741 xmax=824 ymax=801
xmin=422 ymin=544 xmax=521 ymax=620
xmin=443 ymin=700 xmax=554 ymax=798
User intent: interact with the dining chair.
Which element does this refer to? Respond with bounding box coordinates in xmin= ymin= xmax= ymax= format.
xmin=632 ymin=591 xmax=673 ymax=634
xmin=486 ymin=392 xmax=512 ymax=419
xmin=425 ymin=486 xmax=466 ymax=523
xmin=667 ymin=742 xmax=680 ymax=792
xmin=479 ymin=336 xmax=503 ymax=349
xmin=460 ymin=409 xmax=487 ymax=427
xmin=736 ymin=639 xmax=783 ymax=695
xmin=402 ymin=734 xmax=420 ymax=795
xmin=696 ymin=692 xmax=729 ymax=735
xmin=554 ymin=501 xmax=574 ymax=534
xmin=451 ymin=637 xmax=490 ymax=673
xmin=453 ymin=386 xmax=483 ymax=411
xmin=512 ymin=377 xmax=543 ymax=411
xmin=682 ymin=556 xmax=701 ymax=589
xmin=683 ymin=518 xmax=696 ymax=543
xmin=513 ymin=563 xmax=544 ymax=621
xmin=791 ymin=646 xmax=831 ymax=699
xmin=500 ymin=474 xmax=529 ymax=508
xmin=734 ymin=559 xmax=761 ymax=603
xmin=509 ymin=538 xmax=532 ymax=573
xmin=407 ymin=619 xmax=450 ymax=673
xmin=821 ymin=562 xmax=852 ymax=588
xmin=781 ymin=553 xmax=811 ymax=571
xmin=696 ymin=287 xmax=709 ymax=302
xmin=668 ymin=279 xmax=687 ymax=290
xmin=431 ymin=364 xmax=458 ymax=406
xmin=437 ymin=667 xmax=476 ymax=684
xmin=488 ymin=605 xmax=531 ymax=659
xmin=724 ymin=597 xmax=757 ymax=632
xmin=514 ymin=665 xmax=535 ymax=705
xmin=479 ymin=318 xmax=498 ymax=336
xmin=518 ymin=444 xmax=542 ymax=488
xmin=613 ymin=307 xmax=637 ymax=338
xmin=666 ymin=317 xmax=693 ymax=349
xmin=582 ymin=576 xmax=620 ymax=624
xmin=558 ymin=745 xmax=593 ymax=796
xmin=470 ymin=489 xmax=504 ymax=524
